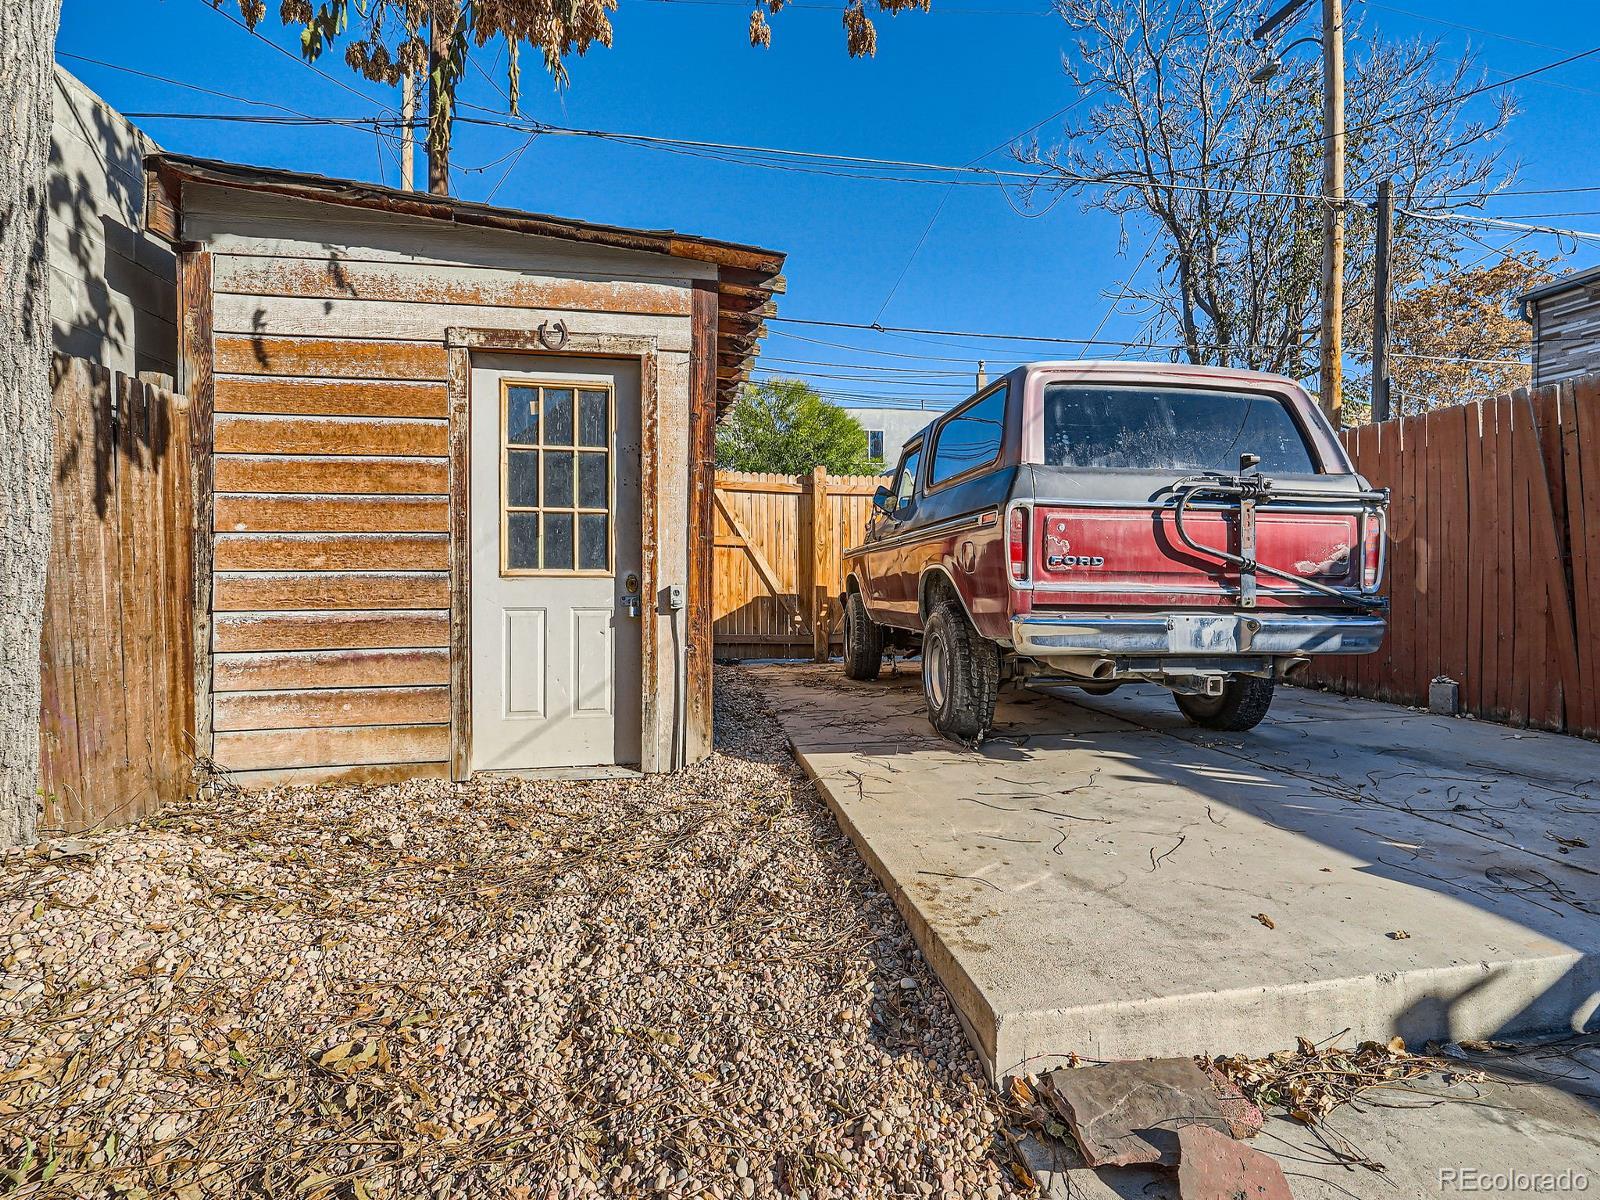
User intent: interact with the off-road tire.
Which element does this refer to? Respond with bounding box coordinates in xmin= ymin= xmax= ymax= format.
xmin=921 ymin=601 xmax=999 ymax=741
xmin=1174 ymin=675 xmax=1276 ymax=731
xmin=842 ymin=591 xmax=884 ymax=681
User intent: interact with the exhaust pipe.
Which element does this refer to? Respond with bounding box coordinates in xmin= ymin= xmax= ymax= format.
xmin=1044 ymin=654 xmax=1117 ymax=680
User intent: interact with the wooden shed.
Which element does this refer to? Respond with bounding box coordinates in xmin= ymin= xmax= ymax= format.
xmin=143 ymin=154 xmax=784 ymax=785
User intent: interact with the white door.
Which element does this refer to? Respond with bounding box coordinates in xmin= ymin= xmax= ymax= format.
xmin=470 ymin=354 xmax=642 ymax=771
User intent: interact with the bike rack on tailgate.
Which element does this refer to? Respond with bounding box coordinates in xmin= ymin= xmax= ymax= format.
xmin=1168 ymin=461 xmax=1390 ymax=611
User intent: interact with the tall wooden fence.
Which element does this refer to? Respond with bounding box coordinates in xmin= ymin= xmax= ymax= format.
xmin=713 ymin=469 xmax=882 ymax=660
xmin=39 ymin=356 xmax=195 ymax=835
xmin=1307 ymin=378 xmax=1600 ymax=738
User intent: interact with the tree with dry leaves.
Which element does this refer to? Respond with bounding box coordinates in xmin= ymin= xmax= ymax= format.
xmin=1018 ymin=0 xmax=1518 ymax=418
xmin=1346 ymin=251 xmax=1553 ymax=420
xmin=221 ymin=0 xmax=931 ymax=193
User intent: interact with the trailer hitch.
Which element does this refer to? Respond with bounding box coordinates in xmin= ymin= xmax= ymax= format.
xmin=1168 ymin=460 xmax=1389 ymax=611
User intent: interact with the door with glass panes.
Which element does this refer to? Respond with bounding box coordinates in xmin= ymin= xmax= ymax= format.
xmin=469 ymin=354 xmax=642 ymax=771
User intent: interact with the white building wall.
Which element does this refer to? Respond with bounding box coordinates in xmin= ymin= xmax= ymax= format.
xmin=845 ymin=405 xmax=954 ymax=467
xmin=49 ymin=68 xmax=177 ymax=378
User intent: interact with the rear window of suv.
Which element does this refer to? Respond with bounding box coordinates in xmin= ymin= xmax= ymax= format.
xmin=1041 ymin=384 xmax=1318 ymax=474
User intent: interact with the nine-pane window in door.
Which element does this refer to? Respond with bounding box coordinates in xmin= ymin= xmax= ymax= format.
xmin=501 ymin=381 xmax=613 ymax=574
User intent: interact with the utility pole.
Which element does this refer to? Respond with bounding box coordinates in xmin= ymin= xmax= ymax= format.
xmin=1250 ymin=0 xmax=1345 ymax=426
xmin=1371 ymin=179 xmax=1393 ymax=423
xmin=976 ymin=360 xmax=987 ymax=390
xmin=399 ymin=67 xmax=416 ymax=192
xmin=1319 ymin=0 xmax=1346 ymax=427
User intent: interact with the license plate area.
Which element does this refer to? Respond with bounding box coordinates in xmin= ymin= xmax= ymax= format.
xmin=1168 ymin=614 xmax=1240 ymax=654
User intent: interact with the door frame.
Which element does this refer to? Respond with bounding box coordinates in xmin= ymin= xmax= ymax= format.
xmin=445 ymin=327 xmax=661 ymax=781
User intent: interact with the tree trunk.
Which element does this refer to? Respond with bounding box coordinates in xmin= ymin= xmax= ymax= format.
xmin=1 ymin=0 xmax=63 ymax=846
xmin=427 ymin=10 xmax=450 ymax=196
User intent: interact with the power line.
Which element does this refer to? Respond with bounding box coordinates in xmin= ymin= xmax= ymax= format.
xmin=451 ymin=112 xmax=1342 ymax=203
xmin=636 ymin=0 xmax=1053 ymax=13
xmin=872 ymin=91 xmax=1103 ymax=321
xmin=1401 ymin=208 xmax=1600 ymax=246
xmin=1138 ymin=40 xmax=1600 ymax=193
xmin=756 ymin=354 xmax=975 ymax=377
xmin=57 ymin=51 xmax=328 ymax=121
xmin=762 ymin=314 xmax=1538 ymax=368
xmin=200 ymin=0 xmax=395 ymax=112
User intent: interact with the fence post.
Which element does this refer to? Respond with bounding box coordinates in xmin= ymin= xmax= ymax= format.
xmin=809 ymin=466 xmax=830 ymax=662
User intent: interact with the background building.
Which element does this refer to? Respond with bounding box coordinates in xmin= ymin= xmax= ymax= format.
xmin=1522 ymin=266 xmax=1600 ymax=387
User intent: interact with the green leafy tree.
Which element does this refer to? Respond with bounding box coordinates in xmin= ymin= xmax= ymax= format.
xmin=716 ymin=380 xmax=875 ymax=476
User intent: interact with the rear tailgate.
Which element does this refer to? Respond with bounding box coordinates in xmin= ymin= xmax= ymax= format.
xmin=1027 ymin=500 xmax=1365 ymax=609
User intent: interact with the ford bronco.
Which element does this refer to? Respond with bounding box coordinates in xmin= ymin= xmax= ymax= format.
xmin=840 ymin=362 xmax=1388 ymax=738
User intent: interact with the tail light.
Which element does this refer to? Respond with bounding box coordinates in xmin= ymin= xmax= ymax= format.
xmin=1008 ymin=507 xmax=1029 ymax=582
xmin=1361 ymin=515 xmax=1383 ymax=590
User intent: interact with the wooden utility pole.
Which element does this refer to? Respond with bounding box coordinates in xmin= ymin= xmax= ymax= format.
xmin=1319 ymin=0 xmax=1346 ymax=426
xmin=1371 ymin=179 xmax=1394 ymax=423
xmin=427 ymin=10 xmax=451 ymax=195
xmin=400 ymin=68 xmax=416 ymax=192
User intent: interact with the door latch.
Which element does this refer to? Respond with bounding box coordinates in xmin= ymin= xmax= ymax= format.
xmin=621 ymin=571 xmax=642 ymax=618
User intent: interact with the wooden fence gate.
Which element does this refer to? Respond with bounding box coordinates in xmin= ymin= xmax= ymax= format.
xmin=1307 ymin=378 xmax=1600 ymax=738
xmin=712 ymin=469 xmax=881 ymax=660
xmin=39 ymin=356 xmax=195 ymax=834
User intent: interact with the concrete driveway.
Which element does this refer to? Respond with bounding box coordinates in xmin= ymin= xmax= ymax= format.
xmin=749 ymin=663 xmax=1600 ymax=1084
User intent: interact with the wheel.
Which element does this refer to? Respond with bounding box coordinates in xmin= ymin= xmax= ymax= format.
xmin=921 ymin=601 xmax=999 ymax=741
xmin=1076 ymin=682 xmax=1121 ymax=696
xmin=1174 ymin=676 xmax=1276 ymax=731
xmin=842 ymin=591 xmax=884 ymax=681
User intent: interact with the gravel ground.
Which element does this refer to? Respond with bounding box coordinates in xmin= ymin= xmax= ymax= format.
xmin=0 ymin=668 xmax=1026 ymax=1199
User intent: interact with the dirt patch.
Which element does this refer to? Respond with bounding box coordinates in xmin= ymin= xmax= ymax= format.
xmin=0 ymin=668 xmax=1021 ymax=1198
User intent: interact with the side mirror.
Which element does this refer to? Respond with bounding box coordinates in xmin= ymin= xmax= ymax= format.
xmin=872 ymin=484 xmax=894 ymax=515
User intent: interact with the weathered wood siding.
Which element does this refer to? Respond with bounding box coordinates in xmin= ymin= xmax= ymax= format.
xmin=187 ymin=186 xmax=703 ymax=782
xmin=41 ymin=357 xmax=193 ymax=832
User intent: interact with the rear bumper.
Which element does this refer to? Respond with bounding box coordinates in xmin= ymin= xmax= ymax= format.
xmin=1011 ymin=611 xmax=1386 ymax=658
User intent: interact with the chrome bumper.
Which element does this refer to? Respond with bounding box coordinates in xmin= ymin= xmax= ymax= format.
xmin=1011 ymin=612 xmax=1386 ymax=658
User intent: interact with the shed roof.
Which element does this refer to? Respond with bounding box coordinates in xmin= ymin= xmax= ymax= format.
xmin=143 ymin=151 xmax=784 ymax=410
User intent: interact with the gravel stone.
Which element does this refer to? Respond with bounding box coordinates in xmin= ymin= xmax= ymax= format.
xmin=0 ymin=668 xmax=1023 ymax=1197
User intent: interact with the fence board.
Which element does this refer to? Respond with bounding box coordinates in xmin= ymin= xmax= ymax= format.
xmin=40 ymin=357 xmax=195 ymax=834
xmin=1313 ymin=378 xmax=1600 ymax=737
xmin=712 ymin=469 xmax=883 ymax=659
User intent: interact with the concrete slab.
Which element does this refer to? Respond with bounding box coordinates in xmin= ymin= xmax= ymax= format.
xmin=750 ymin=664 xmax=1600 ymax=1082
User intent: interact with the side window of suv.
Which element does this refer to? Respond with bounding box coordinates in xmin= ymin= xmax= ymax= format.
xmin=892 ymin=445 xmax=923 ymax=512
xmin=929 ymin=384 xmax=1007 ymax=487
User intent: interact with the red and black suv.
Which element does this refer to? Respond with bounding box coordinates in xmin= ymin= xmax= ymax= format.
xmin=840 ymin=362 xmax=1388 ymax=739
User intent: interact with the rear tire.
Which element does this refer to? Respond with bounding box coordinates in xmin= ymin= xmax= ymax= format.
xmin=1174 ymin=676 xmax=1276 ymax=731
xmin=842 ymin=591 xmax=884 ymax=681
xmin=921 ymin=601 xmax=999 ymax=741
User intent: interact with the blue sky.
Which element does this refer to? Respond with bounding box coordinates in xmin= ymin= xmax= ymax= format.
xmin=57 ymin=0 xmax=1600 ymax=413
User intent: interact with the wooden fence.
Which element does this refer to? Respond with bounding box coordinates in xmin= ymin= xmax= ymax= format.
xmin=39 ymin=356 xmax=195 ymax=834
xmin=1307 ymin=378 xmax=1600 ymax=738
xmin=712 ymin=468 xmax=882 ymax=660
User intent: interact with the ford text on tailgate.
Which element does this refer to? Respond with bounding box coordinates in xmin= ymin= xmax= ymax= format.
xmin=839 ymin=363 xmax=1388 ymax=740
